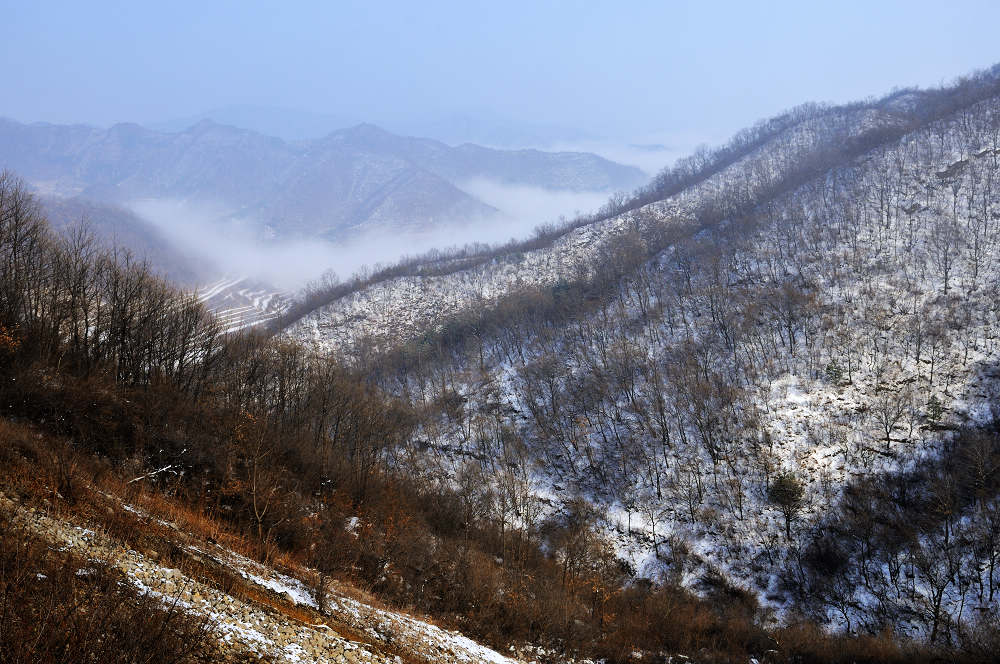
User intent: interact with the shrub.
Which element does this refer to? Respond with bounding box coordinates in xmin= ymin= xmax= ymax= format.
xmin=0 ymin=517 xmax=214 ymax=664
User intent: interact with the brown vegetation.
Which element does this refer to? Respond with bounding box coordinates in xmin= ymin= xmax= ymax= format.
xmin=0 ymin=514 xmax=213 ymax=664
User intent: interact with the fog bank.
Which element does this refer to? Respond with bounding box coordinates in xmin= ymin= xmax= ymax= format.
xmin=129 ymin=181 xmax=618 ymax=292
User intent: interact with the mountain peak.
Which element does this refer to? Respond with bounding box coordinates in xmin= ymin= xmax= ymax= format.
xmin=328 ymin=122 xmax=394 ymax=142
xmin=183 ymin=118 xmax=246 ymax=135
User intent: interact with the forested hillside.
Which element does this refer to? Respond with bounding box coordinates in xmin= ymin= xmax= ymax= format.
xmin=0 ymin=118 xmax=642 ymax=240
xmin=281 ymin=65 xmax=1000 ymax=648
xmin=5 ymin=64 xmax=1000 ymax=663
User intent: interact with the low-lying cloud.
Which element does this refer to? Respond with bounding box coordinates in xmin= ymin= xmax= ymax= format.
xmin=540 ymin=132 xmax=720 ymax=176
xmin=128 ymin=180 xmax=618 ymax=293
xmin=455 ymin=178 xmax=613 ymax=233
xmin=122 ymin=136 xmax=718 ymax=296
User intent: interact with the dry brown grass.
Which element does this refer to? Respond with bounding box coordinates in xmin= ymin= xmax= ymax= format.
xmin=0 ymin=514 xmax=215 ymax=664
xmin=0 ymin=415 xmax=433 ymax=664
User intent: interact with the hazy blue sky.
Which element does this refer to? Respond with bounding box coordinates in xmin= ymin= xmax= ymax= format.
xmin=3 ymin=0 xmax=999 ymax=145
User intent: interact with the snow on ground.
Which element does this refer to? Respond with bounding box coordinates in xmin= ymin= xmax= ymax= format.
xmin=284 ymin=105 xmax=904 ymax=355
xmin=198 ymin=275 xmax=290 ymax=332
xmin=0 ymin=490 xmax=540 ymax=664
xmin=291 ymin=96 xmax=1000 ymax=639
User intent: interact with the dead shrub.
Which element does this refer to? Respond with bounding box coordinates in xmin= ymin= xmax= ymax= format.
xmin=0 ymin=516 xmax=214 ymax=664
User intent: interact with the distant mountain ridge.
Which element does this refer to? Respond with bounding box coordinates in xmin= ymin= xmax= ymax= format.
xmin=0 ymin=117 xmax=644 ymax=240
xmin=149 ymin=103 xmax=597 ymax=147
xmin=149 ymin=105 xmax=360 ymax=142
xmin=322 ymin=122 xmax=640 ymax=190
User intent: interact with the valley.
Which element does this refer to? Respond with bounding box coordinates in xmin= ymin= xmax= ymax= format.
xmin=3 ymin=34 xmax=1000 ymax=663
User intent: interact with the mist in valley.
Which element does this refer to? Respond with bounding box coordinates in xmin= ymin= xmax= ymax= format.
xmin=129 ymin=177 xmax=624 ymax=294
xmin=540 ymin=136 xmax=703 ymax=176
xmin=9 ymin=3 xmax=1000 ymax=663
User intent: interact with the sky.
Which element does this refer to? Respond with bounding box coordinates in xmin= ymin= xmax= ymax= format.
xmin=3 ymin=1 xmax=999 ymax=147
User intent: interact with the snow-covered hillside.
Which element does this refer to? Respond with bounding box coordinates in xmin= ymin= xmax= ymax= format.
xmin=284 ymin=104 xmax=908 ymax=353
xmin=284 ymin=74 xmax=1000 ymax=643
xmin=0 ymin=489 xmax=552 ymax=664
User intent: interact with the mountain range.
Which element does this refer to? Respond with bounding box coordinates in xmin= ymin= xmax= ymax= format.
xmin=151 ymin=104 xmax=597 ymax=147
xmin=6 ymin=63 xmax=1000 ymax=664
xmin=0 ymin=117 xmax=644 ymax=240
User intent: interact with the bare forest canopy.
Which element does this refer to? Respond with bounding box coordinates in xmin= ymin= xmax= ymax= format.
xmin=281 ymin=63 xmax=1000 ymax=652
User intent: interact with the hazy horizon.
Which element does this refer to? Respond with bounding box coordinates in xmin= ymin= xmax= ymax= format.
xmin=4 ymin=1 xmax=999 ymax=150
